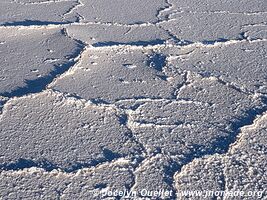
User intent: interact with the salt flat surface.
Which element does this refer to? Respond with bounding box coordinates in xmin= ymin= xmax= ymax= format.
xmin=0 ymin=0 xmax=79 ymax=25
xmin=75 ymin=0 xmax=168 ymax=25
xmin=167 ymin=41 xmax=267 ymax=93
xmin=175 ymin=113 xmax=267 ymax=200
xmin=51 ymin=48 xmax=183 ymax=102
xmin=0 ymin=27 xmax=83 ymax=97
xmin=0 ymin=0 xmax=266 ymax=199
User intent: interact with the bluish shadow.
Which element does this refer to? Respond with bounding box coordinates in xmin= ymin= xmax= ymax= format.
xmin=202 ymin=38 xmax=230 ymax=45
xmin=93 ymin=39 xmax=165 ymax=47
xmin=147 ymin=53 xmax=167 ymax=72
xmin=3 ymin=20 xmax=70 ymax=26
xmin=0 ymin=158 xmax=58 ymax=171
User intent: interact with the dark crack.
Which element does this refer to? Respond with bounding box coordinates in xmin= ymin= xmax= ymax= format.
xmin=0 ymin=150 xmax=123 ymax=173
xmin=118 ymin=113 xmax=148 ymax=160
xmin=92 ymin=39 xmax=166 ymax=47
xmin=2 ymin=20 xmax=71 ymax=26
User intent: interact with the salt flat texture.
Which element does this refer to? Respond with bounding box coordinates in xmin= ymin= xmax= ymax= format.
xmin=0 ymin=27 xmax=83 ymax=97
xmin=0 ymin=0 xmax=266 ymax=199
xmin=0 ymin=0 xmax=79 ymax=25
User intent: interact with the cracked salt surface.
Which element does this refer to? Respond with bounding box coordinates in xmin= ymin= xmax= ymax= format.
xmin=168 ymin=41 xmax=267 ymax=93
xmin=175 ymin=113 xmax=267 ymax=200
xmin=0 ymin=90 xmax=141 ymax=171
xmin=66 ymin=24 xmax=170 ymax=47
xmin=0 ymin=0 xmax=79 ymax=25
xmin=0 ymin=27 xmax=84 ymax=97
xmin=74 ymin=0 xmax=169 ymax=25
xmin=160 ymin=12 xmax=267 ymax=42
xmin=0 ymin=0 xmax=266 ymax=199
xmin=0 ymin=160 xmax=135 ymax=200
xmin=50 ymin=48 xmax=184 ymax=102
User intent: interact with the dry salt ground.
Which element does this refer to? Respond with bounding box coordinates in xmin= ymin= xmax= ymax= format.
xmin=0 ymin=0 xmax=266 ymax=199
